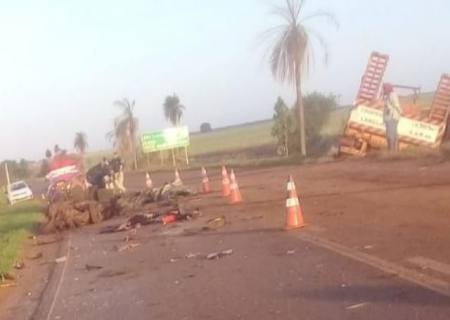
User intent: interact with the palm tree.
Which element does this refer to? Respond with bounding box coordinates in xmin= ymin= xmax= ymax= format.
xmin=107 ymin=98 xmax=138 ymax=169
xmin=74 ymin=132 xmax=88 ymax=154
xmin=163 ymin=94 xmax=185 ymax=126
xmin=265 ymin=0 xmax=337 ymax=156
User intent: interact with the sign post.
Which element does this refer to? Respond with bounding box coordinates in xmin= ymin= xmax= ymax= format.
xmin=141 ymin=126 xmax=190 ymax=167
xmin=5 ymin=163 xmax=10 ymax=186
xmin=184 ymin=146 xmax=189 ymax=166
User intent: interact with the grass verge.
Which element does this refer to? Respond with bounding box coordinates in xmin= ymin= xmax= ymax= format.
xmin=0 ymin=196 xmax=43 ymax=277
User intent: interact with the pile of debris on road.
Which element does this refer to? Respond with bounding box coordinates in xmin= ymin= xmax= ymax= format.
xmin=42 ymin=182 xmax=198 ymax=233
xmin=100 ymin=205 xmax=201 ymax=234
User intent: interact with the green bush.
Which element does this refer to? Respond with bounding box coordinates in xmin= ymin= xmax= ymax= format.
xmin=272 ymin=92 xmax=339 ymax=155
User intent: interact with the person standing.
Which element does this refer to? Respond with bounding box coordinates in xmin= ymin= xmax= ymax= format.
xmin=383 ymin=83 xmax=403 ymax=151
xmin=110 ymin=152 xmax=126 ymax=193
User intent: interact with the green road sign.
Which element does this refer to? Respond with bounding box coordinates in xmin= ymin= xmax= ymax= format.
xmin=141 ymin=126 xmax=190 ymax=153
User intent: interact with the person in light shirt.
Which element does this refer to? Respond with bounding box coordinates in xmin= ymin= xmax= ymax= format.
xmin=382 ymin=83 xmax=403 ymax=151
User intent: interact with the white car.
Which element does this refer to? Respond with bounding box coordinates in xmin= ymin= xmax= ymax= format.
xmin=7 ymin=181 xmax=34 ymax=205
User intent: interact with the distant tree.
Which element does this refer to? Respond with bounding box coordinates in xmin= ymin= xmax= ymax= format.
xmin=45 ymin=149 xmax=52 ymax=159
xmin=200 ymin=122 xmax=212 ymax=133
xmin=163 ymin=94 xmax=185 ymax=126
xmin=286 ymin=92 xmax=338 ymax=153
xmin=271 ymin=97 xmax=295 ymax=156
xmin=302 ymin=92 xmax=338 ymax=145
xmin=107 ymin=98 xmax=139 ymax=170
xmin=74 ymin=132 xmax=88 ymax=154
xmin=263 ymin=0 xmax=338 ymax=156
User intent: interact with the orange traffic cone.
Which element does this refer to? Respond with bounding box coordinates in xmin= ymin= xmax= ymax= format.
xmin=285 ymin=175 xmax=305 ymax=230
xmin=287 ymin=175 xmax=297 ymax=197
xmin=222 ymin=166 xmax=231 ymax=197
xmin=201 ymin=167 xmax=211 ymax=194
xmin=145 ymin=172 xmax=153 ymax=189
xmin=174 ymin=169 xmax=182 ymax=185
xmin=229 ymin=169 xmax=242 ymax=204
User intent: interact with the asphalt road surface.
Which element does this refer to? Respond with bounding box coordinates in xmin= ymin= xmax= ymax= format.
xmin=14 ymin=158 xmax=450 ymax=319
xmin=28 ymin=223 xmax=450 ymax=320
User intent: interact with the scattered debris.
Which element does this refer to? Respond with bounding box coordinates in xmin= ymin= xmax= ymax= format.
xmin=0 ymin=282 xmax=17 ymax=289
xmin=27 ymin=252 xmax=43 ymax=260
xmin=346 ymin=302 xmax=369 ymax=310
xmin=14 ymin=261 xmax=25 ymax=270
xmin=100 ymin=213 xmax=158 ymax=234
xmin=222 ymin=249 xmax=233 ymax=255
xmin=100 ymin=206 xmax=199 ymax=234
xmin=363 ymin=245 xmax=375 ymax=250
xmin=98 ymin=269 xmax=128 ymax=278
xmin=43 ymin=182 xmax=197 ymax=233
xmin=85 ymin=264 xmax=103 ymax=271
xmin=206 ymin=249 xmax=233 ymax=260
xmin=286 ymin=250 xmax=296 ymax=255
xmin=185 ymin=253 xmax=199 ymax=259
xmin=115 ymin=242 xmax=141 ymax=252
xmin=55 ymin=256 xmax=67 ymax=263
xmin=162 ymin=214 xmax=177 ymax=225
xmin=44 ymin=200 xmax=110 ymax=233
xmin=204 ymin=216 xmax=226 ymax=230
xmin=35 ymin=238 xmax=61 ymax=246
xmin=124 ymin=234 xmax=137 ymax=242
xmin=240 ymin=215 xmax=263 ymax=221
xmin=0 ymin=273 xmax=15 ymax=281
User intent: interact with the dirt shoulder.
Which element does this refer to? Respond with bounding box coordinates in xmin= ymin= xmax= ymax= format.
xmin=0 ymin=233 xmax=63 ymax=319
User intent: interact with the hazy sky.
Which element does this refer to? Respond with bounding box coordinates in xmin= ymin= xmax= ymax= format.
xmin=1 ymin=0 xmax=449 ymax=160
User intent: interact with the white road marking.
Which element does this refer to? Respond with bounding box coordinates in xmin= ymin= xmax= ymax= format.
xmin=407 ymin=256 xmax=450 ymax=277
xmin=346 ymin=302 xmax=370 ymax=310
xmin=297 ymin=233 xmax=450 ymax=298
xmin=46 ymin=236 xmax=72 ymax=320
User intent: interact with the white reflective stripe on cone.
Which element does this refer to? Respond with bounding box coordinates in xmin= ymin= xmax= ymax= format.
xmin=286 ymin=197 xmax=300 ymax=208
xmin=287 ymin=181 xmax=296 ymax=191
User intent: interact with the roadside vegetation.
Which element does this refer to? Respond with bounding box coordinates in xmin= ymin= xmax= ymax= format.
xmin=271 ymin=92 xmax=341 ymax=157
xmin=263 ymin=0 xmax=338 ymax=156
xmin=107 ymin=98 xmax=139 ymax=170
xmin=83 ymin=106 xmax=350 ymax=170
xmin=0 ymin=196 xmax=43 ymax=277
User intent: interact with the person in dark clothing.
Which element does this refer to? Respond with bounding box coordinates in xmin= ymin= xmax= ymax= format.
xmin=109 ymin=152 xmax=123 ymax=174
xmin=86 ymin=162 xmax=110 ymax=188
xmin=54 ymin=145 xmax=62 ymax=156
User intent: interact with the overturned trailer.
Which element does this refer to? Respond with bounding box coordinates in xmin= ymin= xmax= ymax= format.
xmin=45 ymin=153 xmax=86 ymax=202
xmin=340 ymin=52 xmax=450 ymax=155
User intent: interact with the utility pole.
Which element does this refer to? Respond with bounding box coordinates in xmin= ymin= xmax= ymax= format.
xmin=5 ymin=162 xmax=11 ymax=199
xmin=5 ymin=162 xmax=11 ymax=186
